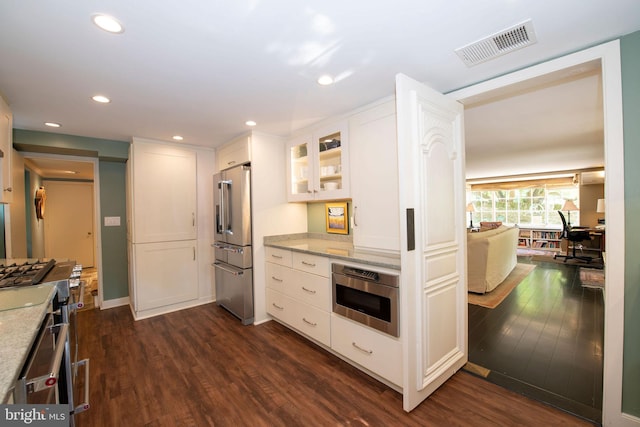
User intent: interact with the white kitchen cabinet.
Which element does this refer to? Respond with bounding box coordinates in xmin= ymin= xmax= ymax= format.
xmin=132 ymin=240 xmax=198 ymax=312
xmin=265 ymin=248 xmax=331 ymax=346
xmin=331 ymin=313 xmax=402 ymax=387
xmin=349 ymin=99 xmax=399 ymax=252
xmin=129 ymin=138 xmax=197 ymax=243
xmin=286 ymin=121 xmax=349 ymax=202
xmin=217 ymin=135 xmax=251 ymax=171
xmin=127 ymin=137 xmax=205 ymax=319
xmin=0 ymin=95 xmax=13 ymax=203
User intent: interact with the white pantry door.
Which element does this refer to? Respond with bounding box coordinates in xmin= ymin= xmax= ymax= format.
xmin=396 ymin=74 xmax=467 ymax=411
xmin=43 ymin=181 xmax=95 ymax=267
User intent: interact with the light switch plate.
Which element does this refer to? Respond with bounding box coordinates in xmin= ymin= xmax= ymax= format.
xmin=104 ymin=216 xmax=121 ymax=226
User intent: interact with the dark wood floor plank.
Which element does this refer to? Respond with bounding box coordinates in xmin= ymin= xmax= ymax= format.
xmin=468 ymin=257 xmax=603 ymax=423
xmin=74 ymin=302 xmax=593 ymax=427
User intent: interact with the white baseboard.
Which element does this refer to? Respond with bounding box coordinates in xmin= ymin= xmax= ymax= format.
xmin=129 ymin=297 xmax=215 ymax=321
xmin=100 ymin=296 xmax=130 ymax=310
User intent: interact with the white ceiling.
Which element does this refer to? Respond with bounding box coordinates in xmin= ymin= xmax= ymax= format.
xmin=1 ymin=1 xmax=639 ymax=178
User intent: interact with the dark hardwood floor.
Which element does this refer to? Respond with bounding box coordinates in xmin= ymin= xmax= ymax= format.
xmin=468 ymin=256 xmax=604 ymax=424
xmin=75 ymin=301 xmax=594 ymax=426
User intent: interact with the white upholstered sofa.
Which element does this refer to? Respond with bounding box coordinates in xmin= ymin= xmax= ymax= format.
xmin=467 ymin=225 xmax=519 ymax=294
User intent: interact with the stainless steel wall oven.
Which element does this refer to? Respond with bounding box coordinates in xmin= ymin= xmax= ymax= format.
xmin=332 ymin=263 xmax=399 ymax=337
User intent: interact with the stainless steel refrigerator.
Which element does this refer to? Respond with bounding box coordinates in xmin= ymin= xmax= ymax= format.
xmin=213 ymin=164 xmax=253 ymax=324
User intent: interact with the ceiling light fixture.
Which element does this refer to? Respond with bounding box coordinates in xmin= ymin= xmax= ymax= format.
xmin=245 ymin=120 xmax=257 ymax=127
xmin=44 ymin=122 xmax=61 ymax=128
xmin=317 ymin=75 xmax=334 ymax=86
xmin=92 ymin=14 xmax=125 ymax=34
xmin=92 ymin=95 xmax=111 ymax=103
xmin=172 ymin=135 xmax=184 ymax=141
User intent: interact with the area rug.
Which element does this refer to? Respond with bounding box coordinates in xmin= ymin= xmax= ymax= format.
xmin=580 ymin=267 xmax=605 ymax=289
xmin=468 ymin=263 xmax=536 ymax=309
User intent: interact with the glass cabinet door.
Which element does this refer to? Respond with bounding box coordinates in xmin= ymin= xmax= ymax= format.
xmin=289 ymin=137 xmax=311 ymax=197
xmin=317 ymin=130 xmax=343 ymax=194
xmin=286 ymin=121 xmax=349 ymax=202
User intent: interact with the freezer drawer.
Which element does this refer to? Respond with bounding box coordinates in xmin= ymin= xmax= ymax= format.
xmin=213 ymin=262 xmax=254 ymax=325
xmin=213 ymin=242 xmax=252 ymax=269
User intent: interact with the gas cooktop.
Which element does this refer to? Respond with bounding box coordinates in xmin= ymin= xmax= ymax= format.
xmin=0 ymin=259 xmax=57 ymax=289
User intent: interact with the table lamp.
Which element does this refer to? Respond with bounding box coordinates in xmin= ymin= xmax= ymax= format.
xmin=466 ymin=203 xmax=475 ymax=228
xmin=562 ymin=199 xmax=579 ymax=227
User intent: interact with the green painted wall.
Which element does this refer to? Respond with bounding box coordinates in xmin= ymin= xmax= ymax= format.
xmin=621 ymin=30 xmax=640 ymax=417
xmin=99 ymin=161 xmax=129 ymax=300
xmin=13 ymin=129 xmax=129 ymax=301
xmin=307 ymin=201 xmax=352 ymax=235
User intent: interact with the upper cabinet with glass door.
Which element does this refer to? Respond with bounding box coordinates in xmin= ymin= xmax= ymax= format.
xmin=286 ymin=121 xmax=349 ymax=202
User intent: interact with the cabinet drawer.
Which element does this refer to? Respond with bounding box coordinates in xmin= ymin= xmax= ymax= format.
xmin=331 ymin=314 xmax=402 ymax=386
xmin=265 ymin=262 xmax=291 ymax=292
xmin=266 ymin=288 xmax=293 ymax=325
xmin=287 ymin=269 xmax=331 ymax=311
xmin=292 ymin=252 xmax=329 ymax=277
xmin=265 ymin=247 xmax=293 ymax=267
xmin=291 ymin=302 xmax=331 ymax=347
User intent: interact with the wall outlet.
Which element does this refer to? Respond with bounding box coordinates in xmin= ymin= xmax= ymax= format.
xmin=104 ymin=216 xmax=121 ymax=226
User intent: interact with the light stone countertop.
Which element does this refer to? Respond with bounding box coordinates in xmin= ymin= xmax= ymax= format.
xmin=264 ymin=233 xmax=401 ymax=270
xmin=0 ymin=283 xmax=57 ymax=403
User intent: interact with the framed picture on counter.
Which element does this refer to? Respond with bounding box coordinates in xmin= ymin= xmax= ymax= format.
xmin=325 ymin=202 xmax=348 ymax=234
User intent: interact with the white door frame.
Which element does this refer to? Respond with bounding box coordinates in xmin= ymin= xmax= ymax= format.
xmin=23 ymin=152 xmax=103 ymax=309
xmin=448 ymin=40 xmax=628 ymax=426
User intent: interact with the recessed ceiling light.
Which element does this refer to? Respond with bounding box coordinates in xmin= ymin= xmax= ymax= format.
xmin=172 ymin=135 xmax=184 ymax=141
xmin=92 ymin=95 xmax=111 ymax=103
xmin=245 ymin=120 xmax=257 ymax=127
xmin=92 ymin=14 xmax=124 ymax=34
xmin=64 ymin=170 xmax=78 ymax=175
xmin=45 ymin=122 xmax=61 ymax=128
xmin=317 ymin=75 xmax=334 ymax=85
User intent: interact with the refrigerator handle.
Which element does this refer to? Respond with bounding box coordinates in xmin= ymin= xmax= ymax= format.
xmin=216 ymin=181 xmax=222 ymax=234
xmin=218 ymin=180 xmax=232 ymax=235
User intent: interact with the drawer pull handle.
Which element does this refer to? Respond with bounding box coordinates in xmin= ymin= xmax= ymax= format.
xmin=301 ymin=261 xmax=316 ymax=267
xmin=272 ymin=303 xmax=284 ymax=310
xmin=302 ymin=286 xmax=316 ymax=294
xmin=271 ymin=254 xmax=283 ymax=259
xmin=271 ymin=276 xmax=284 ymax=282
xmin=302 ymin=318 xmax=317 ymax=327
xmin=352 ymin=342 xmax=373 ymax=355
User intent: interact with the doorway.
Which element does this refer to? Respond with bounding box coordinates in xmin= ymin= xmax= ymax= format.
xmin=18 ymin=153 xmax=102 ymax=309
xmin=449 ymin=41 xmax=625 ymax=424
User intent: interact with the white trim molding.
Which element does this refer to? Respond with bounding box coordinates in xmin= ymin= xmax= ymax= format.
xmin=448 ymin=40 xmax=630 ymax=426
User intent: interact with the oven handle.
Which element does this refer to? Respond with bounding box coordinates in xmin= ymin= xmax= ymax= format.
xmin=73 ymin=358 xmax=91 ymax=414
xmin=28 ymin=322 xmax=69 ymax=393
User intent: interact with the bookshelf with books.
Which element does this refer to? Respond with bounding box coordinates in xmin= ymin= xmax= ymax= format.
xmin=518 ymin=228 xmax=563 ymax=252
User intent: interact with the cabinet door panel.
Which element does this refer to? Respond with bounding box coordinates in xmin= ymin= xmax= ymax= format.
xmin=132 ymin=141 xmax=197 ymax=243
xmin=0 ymin=98 xmax=13 ymax=203
xmin=349 ymin=101 xmax=400 ymax=251
xmin=134 ymin=241 xmax=198 ymax=311
xmin=286 ymin=121 xmax=349 ymax=202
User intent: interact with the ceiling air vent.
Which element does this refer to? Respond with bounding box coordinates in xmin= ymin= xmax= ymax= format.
xmin=455 ymin=20 xmax=537 ymax=67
